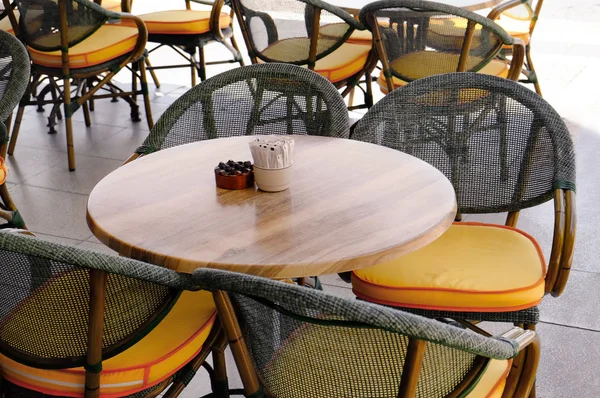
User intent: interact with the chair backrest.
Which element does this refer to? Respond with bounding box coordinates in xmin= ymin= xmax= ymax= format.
xmin=0 ymin=231 xmax=194 ymax=370
xmin=359 ymin=0 xmax=517 ymax=85
xmin=491 ymin=0 xmax=543 ymax=36
xmin=352 ymin=72 xmax=575 ymax=214
xmin=230 ymin=0 xmax=363 ymax=67
xmin=10 ymin=0 xmax=119 ymax=51
xmin=192 ymin=267 xmax=524 ymax=397
xmin=135 ymin=63 xmax=350 ymax=156
xmin=0 ymin=28 xmax=28 ymax=141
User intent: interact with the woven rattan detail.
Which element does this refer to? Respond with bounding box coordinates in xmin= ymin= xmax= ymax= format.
xmin=0 ymin=29 xmax=29 ymax=140
xmin=359 ymin=0 xmax=514 ymax=82
xmin=0 ymin=232 xmax=196 ymax=369
xmin=16 ymin=0 xmax=120 ymax=52
xmin=192 ymin=268 xmax=522 ymax=396
xmin=352 ymin=72 xmax=575 ymax=213
xmin=235 ymin=0 xmax=362 ymax=65
xmin=137 ymin=63 xmax=350 ymax=155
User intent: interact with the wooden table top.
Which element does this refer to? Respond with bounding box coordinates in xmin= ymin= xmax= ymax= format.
xmin=87 ymin=136 xmax=456 ymax=278
xmin=331 ymin=0 xmax=502 ymax=14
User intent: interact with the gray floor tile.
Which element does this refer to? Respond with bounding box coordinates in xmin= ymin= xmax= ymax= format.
xmin=31 ymin=232 xmax=83 ymax=246
xmin=76 ymin=240 xmax=119 ymax=256
xmin=23 ymin=155 xmax=122 ymax=195
xmin=319 ymin=273 xmax=352 ymax=288
xmin=536 ymin=322 xmax=600 ymax=397
xmin=321 ymin=283 xmax=355 ymax=300
xmin=8 ymin=184 xmax=93 ymax=240
xmin=539 ymin=270 xmax=600 ymax=331
xmin=5 ymin=146 xmax=65 ymax=184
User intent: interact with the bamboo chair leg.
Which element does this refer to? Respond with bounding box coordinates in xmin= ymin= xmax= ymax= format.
xmin=347 ymin=87 xmax=356 ymax=108
xmin=145 ymin=57 xmax=161 ymax=89
xmin=198 ymin=46 xmax=207 ymax=82
xmin=87 ymin=79 xmax=95 ymax=111
xmin=82 ymin=84 xmax=91 ymax=127
xmin=8 ymin=104 xmax=25 ymax=156
xmin=139 ymin=59 xmax=154 ymax=131
xmin=230 ymin=36 xmax=245 ymax=67
xmin=63 ymin=78 xmax=76 ymax=171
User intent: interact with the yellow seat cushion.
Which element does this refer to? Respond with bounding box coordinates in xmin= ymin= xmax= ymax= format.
xmin=319 ymin=23 xmax=373 ymax=44
xmin=261 ymin=39 xmax=371 ymax=83
xmin=28 ymin=22 xmax=139 ymax=69
xmin=1 ymin=290 xmax=217 ymax=397
xmin=496 ymin=16 xmax=531 ymax=45
xmin=377 ymin=52 xmax=508 ymax=94
xmin=139 ymin=10 xmax=230 ymax=35
xmin=98 ymin=0 xmax=123 ymax=11
xmin=0 ymin=157 xmax=7 ymax=185
xmin=352 ymin=222 xmax=546 ymax=312
xmin=263 ymin=321 xmax=511 ymax=397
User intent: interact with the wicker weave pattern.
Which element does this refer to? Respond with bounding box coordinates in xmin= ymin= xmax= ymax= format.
xmin=0 ymin=231 xmax=198 ymax=368
xmin=234 ymin=0 xmax=363 ymax=65
xmin=136 ymin=63 xmax=350 ymax=155
xmin=0 ymin=29 xmax=29 ymax=140
xmin=15 ymin=0 xmax=121 ymax=52
xmin=193 ymin=268 xmax=522 ymax=397
xmin=359 ymin=0 xmax=514 ymax=82
xmin=352 ymin=72 xmax=575 ymax=213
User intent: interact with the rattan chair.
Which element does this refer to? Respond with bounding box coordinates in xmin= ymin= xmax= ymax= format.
xmin=192 ymin=267 xmax=539 ymax=398
xmin=2 ymin=0 xmax=154 ymax=171
xmin=348 ymin=72 xmax=575 ymax=338
xmin=359 ymin=0 xmax=525 ymax=94
xmin=0 ymin=29 xmax=28 ymax=229
xmin=128 ymin=63 xmax=350 ymax=161
xmin=0 ymin=230 xmax=223 ymax=398
xmin=230 ymin=0 xmax=378 ymax=110
xmin=133 ymin=0 xmax=244 ymax=87
xmin=487 ymin=0 xmax=544 ymax=95
xmin=0 ymin=1 xmax=16 ymax=33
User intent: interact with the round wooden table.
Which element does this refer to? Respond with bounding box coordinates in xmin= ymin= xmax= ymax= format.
xmin=331 ymin=0 xmax=502 ymax=14
xmin=87 ymin=135 xmax=456 ymax=278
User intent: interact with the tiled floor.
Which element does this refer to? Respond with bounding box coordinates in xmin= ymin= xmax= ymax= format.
xmin=5 ymin=0 xmax=600 ymax=396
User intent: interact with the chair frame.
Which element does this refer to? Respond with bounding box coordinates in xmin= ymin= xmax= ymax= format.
xmin=487 ymin=0 xmax=544 ymax=95
xmin=359 ymin=0 xmax=526 ymax=94
xmin=192 ymin=268 xmax=541 ymax=398
xmin=230 ymin=0 xmax=378 ymax=110
xmin=0 ymin=29 xmax=28 ymax=229
xmin=3 ymin=0 xmax=154 ymax=171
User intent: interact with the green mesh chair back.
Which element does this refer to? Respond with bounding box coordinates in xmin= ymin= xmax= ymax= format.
xmin=231 ymin=0 xmax=361 ymax=66
xmin=136 ymin=63 xmax=350 ymax=156
xmin=0 ymin=231 xmax=194 ymax=369
xmin=359 ymin=0 xmax=516 ymax=83
xmin=352 ymin=72 xmax=575 ymax=214
xmin=0 ymin=29 xmax=29 ymax=142
xmin=192 ymin=268 xmax=530 ymax=397
xmin=14 ymin=0 xmax=120 ymax=51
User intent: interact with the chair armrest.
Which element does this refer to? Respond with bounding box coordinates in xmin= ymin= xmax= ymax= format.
xmin=116 ymin=13 xmax=149 ymax=62
xmin=299 ymin=0 xmax=365 ymax=30
xmin=487 ymin=0 xmax=524 ymax=21
xmin=506 ymin=37 xmax=525 ymax=81
xmin=550 ymin=189 xmax=576 ymax=297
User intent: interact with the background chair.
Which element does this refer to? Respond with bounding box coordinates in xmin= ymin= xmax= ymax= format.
xmin=0 ymin=231 xmax=220 ymax=397
xmin=0 ymin=29 xmax=29 ymax=229
xmin=487 ymin=0 xmax=544 ymax=95
xmin=136 ymin=0 xmax=245 ymax=87
xmin=230 ymin=0 xmax=377 ymax=110
xmin=193 ymin=267 xmax=540 ymax=397
xmin=3 ymin=0 xmax=154 ymax=171
xmin=360 ymin=0 xmax=525 ymax=94
xmin=349 ymin=72 xmax=575 ymax=339
xmin=129 ymin=63 xmax=350 ymax=161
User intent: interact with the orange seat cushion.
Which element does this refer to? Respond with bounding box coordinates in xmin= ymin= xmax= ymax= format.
xmin=377 ymin=52 xmax=508 ymax=94
xmin=319 ymin=23 xmax=373 ymax=44
xmin=260 ymin=40 xmax=371 ymax=83
xmin=98 ymin=0 xmax=123 ymax=11
xmin=139 ymin=10 xmax=230 ymax=35
xmin=0 ymin=157 xmax=7 ymax=185
xmin=1 ymin=289 xmax=216 ymax=397
xmin=352 ymin=222 xmax=546 ymax=312
xmin=28 ymin=22 xmax=139 ymax=69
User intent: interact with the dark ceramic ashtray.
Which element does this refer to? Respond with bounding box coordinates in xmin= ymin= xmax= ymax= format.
xmin=215 ymin=160 xmax=254 ymax=190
